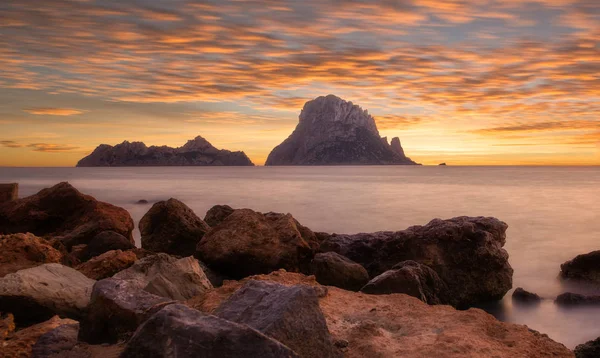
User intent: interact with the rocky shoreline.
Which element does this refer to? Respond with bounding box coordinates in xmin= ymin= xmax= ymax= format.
xmin=0 ymin=182 xmax=596 ymax=357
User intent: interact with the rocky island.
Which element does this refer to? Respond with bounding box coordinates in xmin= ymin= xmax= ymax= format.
xmin=266 ymin=95 xmax=418 ymax=165
xmin=77 ymin=136 xmax=254 ymax=167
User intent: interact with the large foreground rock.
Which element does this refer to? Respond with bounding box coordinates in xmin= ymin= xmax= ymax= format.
xmin=140 ymin=199 xmax=210 ymax=256
xmin=560 ymin=250 xmax=600 ymax=284
xmin=197 ymin=209 xmax=318 ymax=278
xmin=31 ymin=321 xmax=79 ymax=358
xmin=121 ymin=304 xmax=298 ymax=358
xmin=0 ymin=233 xmax=63 ymax=277
xmin=1 ymin=315 xmax=77 ymax=358
xmin=215 ymin=280 xmax=338 ymax=358
xmin=320 ymin=216 xmax=512 ymax=307
xmin=575 ymin=337 xmax=600 ymax=358
xmin=188 ymin=271 xmax=573 ymax=358
xmin=76 ymin=250 xmax=137 ymax=280
xmin=79 ymin=278 xmax=175 ymax=344
xmin=113 ymin=253 xmax=212 ymax=300
xmin=0 ymin=182 xmax=134 ymax=250
xmin=361 ymin=260 xmax=448 ymax=305
xmin=310 ymin=252 xmax=369 ymax=291
xmin=0 ymin=264 xmax=94 ymax=325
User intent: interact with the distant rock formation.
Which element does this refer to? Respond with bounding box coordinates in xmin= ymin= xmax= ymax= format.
xmin=266 ymin=95 xmax=418 ymax=165
xmin=77 ymin=136 xmax=254 ymax=167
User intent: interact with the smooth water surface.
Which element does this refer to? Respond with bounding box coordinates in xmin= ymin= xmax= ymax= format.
xmin=1 ymin=166 xmax=599 ymax=348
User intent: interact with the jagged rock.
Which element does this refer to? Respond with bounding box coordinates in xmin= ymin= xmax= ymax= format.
xmin=189 ymin=271 xmax=573 ymax=358
xmin=79 ymin=278 xmax=175 ymax=344
xmin=0 ymin=264 xmax=95 ymax=326
xmin=0 ymin=233 xmax=63 ymax=277
xmin=80 ymin=231 xmax=134 ymax=261
xmin=76 ymin=250 xmax=137 ymax=280
xmin=113 ymin=253 xmax=213 ymax=300
xmin=560 ymin=250 xmax=600 ymax=284
xmin=555 ymin=292 xmax=600 ymax=306
xmin=512 ymin=287 xmax=541 ymax=304
xmin=319 ymin=216 xmax=512 ymax=308
xmin=266 ymin=95 xmax=417 ymax=165
xmin=204 ymin=204 xmax=235 ymax=227
xmin=0 ymin=183 xmax=18 ymax=203
xmin=310 ymin=252 xmax=369 ymax=291
xmin=76 ymin=136 xmax=254 ymax=167
xmin=140 ymin=199 xmax=210 ymax=257
xmin=361 ymin=260 xmax=448 ymax=305
xmin=1 ymin=316 xmax=77 ymax=358
xmin=31 ymin=322 xmax=79 ymax=358
xmin=121 ymin=304 xmax=298 ymax=358
xmin=575 ymin=337 xmax=600 ymax=358
xmin=0 ymin=182 xmax=134 ymax=250
xmin=197 ymin=209 xmax=318 ymax=278
xmin=215 ymin=280 xmax=338 ymax=358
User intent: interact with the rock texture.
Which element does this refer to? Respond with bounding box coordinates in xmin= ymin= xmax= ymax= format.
xmin=31 ymin=322 xmax=79 ymax=358
xmin=319 ymin=216 xmax=512 ymax=308
xmin=512 ymin=287 xmax=542 ymax=304
xmin=0 ymin=264 xmax=95 ymax=325
xmin=80 ymin=231 xmax=135 ymax=261
xmin=310 ymin=252 xmax=369 ymax=291
xmin=121 ymin=304 xmax=298 ymax=358
xmin=188 ymin=270 xmax=573 ymax=358
xmin=555 ymin=292 xmax=600 ymax=306
xmin=204 ymin=204 xmax=235 ymax=227
xmin=265 ymin=95 xmax=418 ymax=165
xmin=140 ymin=198 xmax=210 ymax=257
xmin=560 ymin=250 xmax=600 ymax=284
xmin=575 ymin=337 xmax=600 ymax=358
xmin=0 ymin=233 xmax=63 ymax=277
xmin=77 ymin=136 xmax=254 ymax=167
xmin=197 ymin=209 xmax=318 ymax=278
xmin=215 ymin=280 xmax=338 ymax=358
xmin=0 ymin=183 xmax=18 ymax=203
xmin=361 ymin=260 xmax=448 ymax=305
xmin=79 ymin=278 xmax=175 ymax=344
xmin=1 ymin=316 xmax=78 ymax=358
xmin=76 ymin=250 xmax=138 ymax=280
xmin=113 ymin=253 xmax=213 ymax=300
xmin=0 ymin=182 xmax=134 ymax=250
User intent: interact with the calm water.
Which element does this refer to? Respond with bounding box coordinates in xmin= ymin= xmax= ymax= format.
xmin=1 ymin=166 xmax=599 ymax=348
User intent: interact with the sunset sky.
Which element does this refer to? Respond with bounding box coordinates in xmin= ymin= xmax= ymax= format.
xmin=0 ymin=0 xmax=598 ymax=166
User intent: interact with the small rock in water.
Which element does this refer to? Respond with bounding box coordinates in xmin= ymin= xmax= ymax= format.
xmin=136 ymin=199 xmax=149 ymax=204
xmin=512 ymin=287 xmax=542 ymax=304
xmin=555 ymin=292 xmax=600 ymax=306
xmin=560 ymin=250 xmax=600 ymax=284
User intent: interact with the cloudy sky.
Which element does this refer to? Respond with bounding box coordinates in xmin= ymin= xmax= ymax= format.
xmin=0 ymin=0 xmax=598 ymax=166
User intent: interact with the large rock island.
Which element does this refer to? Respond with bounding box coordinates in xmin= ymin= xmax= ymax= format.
xmin=266 ymin=95 xmax=418 ymax=165
xmin=77 ymin=136 xmax=254 ymax=167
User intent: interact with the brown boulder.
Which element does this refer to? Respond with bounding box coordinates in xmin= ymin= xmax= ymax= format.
xmin=575 ymin=337 xmax=600 ymax=358
xmin=0 ymin=182 xmax=134 ymax=250
xmin=197 ymin=209 xmax=318 ymax=278
xmin=76 ymin=250 xmax=137 ymax=280
xmin=555 ymin=292 xmax=600 ymax=306
xmin=512 ymin=287 xmax=542 ymax=304
xmin=204 ymin=204 xmax=235 ymax=227
xmin=560 ymin=250 xmax=600 ymax=284
xmin=140 ymin=198 xmax=210 ymax=256
xmin=80 ymin=231 xmax=135 ymax=261
xmin=319 ymin=216 xmax=512 ymax=308
xmin=0 ymin=233 xmax=63 ymax=277
xmin=310 ymin=252 xmax=369 ymax=291
xmin=1 ymin=315 xmax=77 ymax=358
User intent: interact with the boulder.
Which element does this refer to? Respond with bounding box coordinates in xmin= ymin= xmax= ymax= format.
xmin=361 ymin=260 xmax=448 ymax=305
xmin=113 ymin=253 xmax=212 ymax=300
xmin=512 ymin=287 xmax=541 ymax=304
xmin=139 ymin=198 xmax=210 ymax=256
xmin=76 ymin=250 xmax=137 ymax=280
xmin=0 ymin=233 xmax=63 ymax=277
xmin=31 ymin=322 xmax=79 ymax=358
xmin=575 ymin=337 xmax=600 ymax=358
xmin=320 ymin=216 xmax=512 ymax=308
xmin=121 ymin=304 xmax=297 ymax=358
xmin=560 ymin=250 xmax=600 ymax=284
xmin=555 ymin=292 xmax=600 ymax=306
xmin=79 ymin=278 xmax=175 ymax=344
xmin=80 ymin=231 xmax=135 ymax=261
xmin=310 ymin=252 xmax=369 ymax=291
xmin=1 ymin=316 xmax=77 ymax=358
xmin=0 ymin=182 xmax=134 ymax=249
xmin=191 ymin=271 xmax=573 ymax=358
xmin=0 ymin=183 xmax=18 ymax=203
xmin=0 ymin=264 xmax=95 ymax=326
xmin=197 ymin=209 xmax=318 ymax=278
xmin=215 ymin=280 xmax=338 ymax=358
xmin=204 ymin=204 xmax=235 ymax=227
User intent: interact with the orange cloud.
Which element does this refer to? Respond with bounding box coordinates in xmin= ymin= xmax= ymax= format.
xmin=24 ymin=108 xmax=84 ymax=116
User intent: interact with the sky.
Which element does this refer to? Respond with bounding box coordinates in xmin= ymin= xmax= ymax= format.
xmin=0 ymin=0 xmax=598 ymax=166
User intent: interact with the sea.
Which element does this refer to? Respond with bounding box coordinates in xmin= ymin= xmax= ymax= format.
xmin=1 ymin=165 xmax=599 ymax=349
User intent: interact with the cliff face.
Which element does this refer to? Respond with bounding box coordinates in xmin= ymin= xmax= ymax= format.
xmin=76 ymin=136 xmax=254 ymax=167
xmin=265 ymin=95 xmax=418 ymax=165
